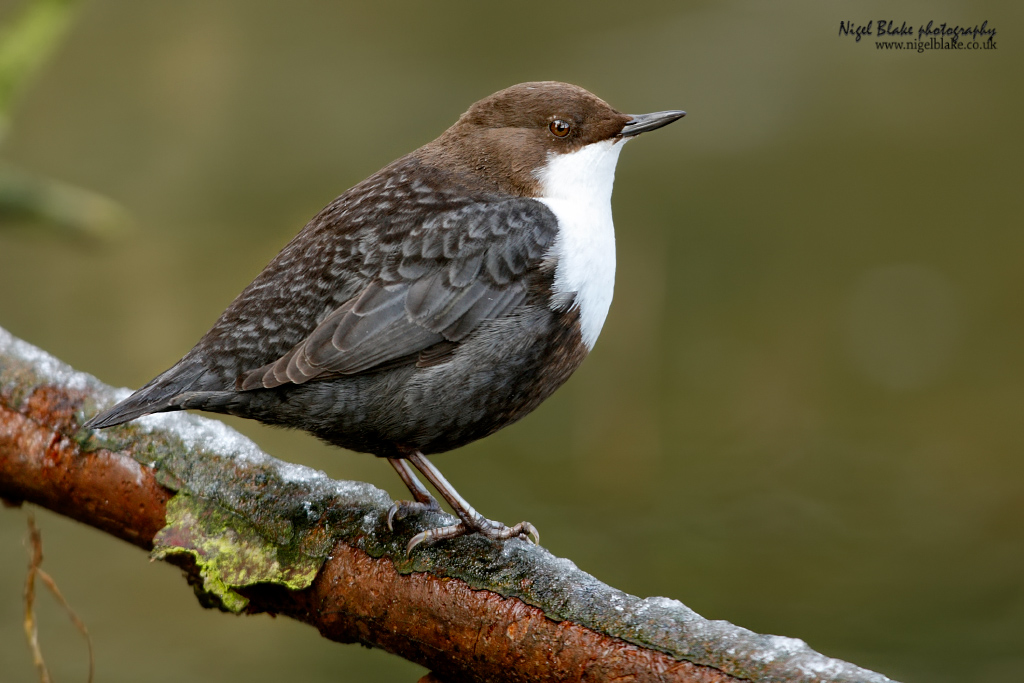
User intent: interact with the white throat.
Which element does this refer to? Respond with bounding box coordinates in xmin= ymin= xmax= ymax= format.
xmin=535 ymin=138 xmax=626 ymax=350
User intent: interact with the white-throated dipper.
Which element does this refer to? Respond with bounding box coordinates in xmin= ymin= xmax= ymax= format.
xmin=85 ymin=82 xmax=685 ymax=551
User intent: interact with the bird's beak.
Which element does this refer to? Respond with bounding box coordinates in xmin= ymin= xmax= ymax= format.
xmin=620 ymin=110 xmax=686 ymax=137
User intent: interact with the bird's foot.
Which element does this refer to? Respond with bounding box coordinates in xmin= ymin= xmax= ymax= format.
xmin=391 ymin=451 xmax=539 ymax=554
xmin=406 ymin=512 xmax=539 ymax=555
xmin=386 ymin=498 xmax=442 ymax=531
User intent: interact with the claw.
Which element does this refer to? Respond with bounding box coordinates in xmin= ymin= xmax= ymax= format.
xmin=407 ymin=521 xmax=467 ymax=555
xmin=407 ymin=533 xmax=424 ymax=555
xmin=519 ymin=522 xmax=540 ymax=545
xmin=387 ymin=498 xmax=441 ymax=531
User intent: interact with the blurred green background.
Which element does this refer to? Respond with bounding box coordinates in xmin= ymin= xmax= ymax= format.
xmin=0 ymin=1 xmax=1020 ymax=681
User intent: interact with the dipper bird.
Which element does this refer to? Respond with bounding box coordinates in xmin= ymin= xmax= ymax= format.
xmin=85 ymin=82 xmax=685 ymax=551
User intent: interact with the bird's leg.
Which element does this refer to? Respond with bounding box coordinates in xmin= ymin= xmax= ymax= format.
xmin=404 ymin=450 xmax=539 ymax=553
xmin=386 ymin=457 xmax=441 ymax=530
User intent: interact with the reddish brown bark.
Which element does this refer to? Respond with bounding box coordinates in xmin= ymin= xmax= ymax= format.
xmin=251 ymin=547 xmax=733 ymax=683
xmin=0 ymin=386 xmax=171 ymax=548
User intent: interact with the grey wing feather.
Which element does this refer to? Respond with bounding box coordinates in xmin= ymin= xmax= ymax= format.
xmin=240 ymin=199 xmax=557 ymax=390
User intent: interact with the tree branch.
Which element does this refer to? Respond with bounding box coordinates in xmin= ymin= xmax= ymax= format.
xmin=0 ymin=325 xmax=896 ymax=683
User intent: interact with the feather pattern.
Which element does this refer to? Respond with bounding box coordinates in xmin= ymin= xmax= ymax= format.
xmin=236 ymin=174 xmax=560 ymax=390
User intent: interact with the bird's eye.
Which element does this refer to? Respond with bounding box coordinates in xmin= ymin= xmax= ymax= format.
xmin=549 ymin=119 xmax=571 ymax=137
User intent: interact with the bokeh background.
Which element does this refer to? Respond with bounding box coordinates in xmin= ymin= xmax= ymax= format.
xmin=0 ymin=1 xmax=1020 ymax=681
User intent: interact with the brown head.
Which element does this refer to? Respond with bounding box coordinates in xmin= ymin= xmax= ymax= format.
xmin=419 ymin=81 xmax=685 ymax=197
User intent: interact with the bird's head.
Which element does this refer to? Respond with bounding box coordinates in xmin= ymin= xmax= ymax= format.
xmin=425 ymin=81 xmax=685 ymax=198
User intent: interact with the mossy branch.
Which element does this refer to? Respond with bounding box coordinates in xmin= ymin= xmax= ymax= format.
xmin=0 ymin=325 xmax=896 ymax=683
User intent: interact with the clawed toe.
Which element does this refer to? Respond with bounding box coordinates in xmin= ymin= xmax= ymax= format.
xmin=386 ymin=498 xmax=442 ymax=531
xmin=407 ymin=521 xmax=467 ymax=554
xmin=405 ymin=516 xmax=539 ymax=554
xmin=473 ymin=517 xmax=539 ymax=544
xmin=512 ymin=521 xmax=540 ymax=545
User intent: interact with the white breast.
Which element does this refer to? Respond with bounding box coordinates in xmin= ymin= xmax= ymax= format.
xmin=535 ymin=138 xmax=627 ymax=350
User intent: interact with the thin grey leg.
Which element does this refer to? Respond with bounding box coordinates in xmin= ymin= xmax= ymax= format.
xmin=386 ymin=457 xmax=440 ymax=530
xmin=404 ymin=451 xmax=538 ymax=553
xmin=388 ymin=457 xmax=434 ymax=503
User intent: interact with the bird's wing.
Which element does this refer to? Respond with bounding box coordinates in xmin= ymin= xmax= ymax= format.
xmin=238 ymin=198 xmax=558 ymax=389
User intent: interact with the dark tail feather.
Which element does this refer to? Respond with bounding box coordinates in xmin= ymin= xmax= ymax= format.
xmin=83 ymin=363 xmax=207 ymax=429
xmin=83 ymin=394 xmax=182 ymax=429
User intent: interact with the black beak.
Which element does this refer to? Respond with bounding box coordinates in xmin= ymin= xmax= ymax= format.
xmin=620 ymin=110 xmax=686 ymax=137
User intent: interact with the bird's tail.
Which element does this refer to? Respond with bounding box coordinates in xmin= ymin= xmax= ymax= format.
xmin=83 ymin=362 xmax=208 ymax=429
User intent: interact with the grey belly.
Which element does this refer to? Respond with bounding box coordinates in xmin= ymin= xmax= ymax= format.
xmin=218 ymin=305 xmax=587 ymax=457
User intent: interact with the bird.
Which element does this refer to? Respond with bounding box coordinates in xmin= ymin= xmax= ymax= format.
xmin=85 ymin=81 xmax=685 ymax=552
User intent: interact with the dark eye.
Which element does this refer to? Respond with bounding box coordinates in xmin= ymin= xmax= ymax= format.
xmin=549 ymin=119 xmax=571 ymax=137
